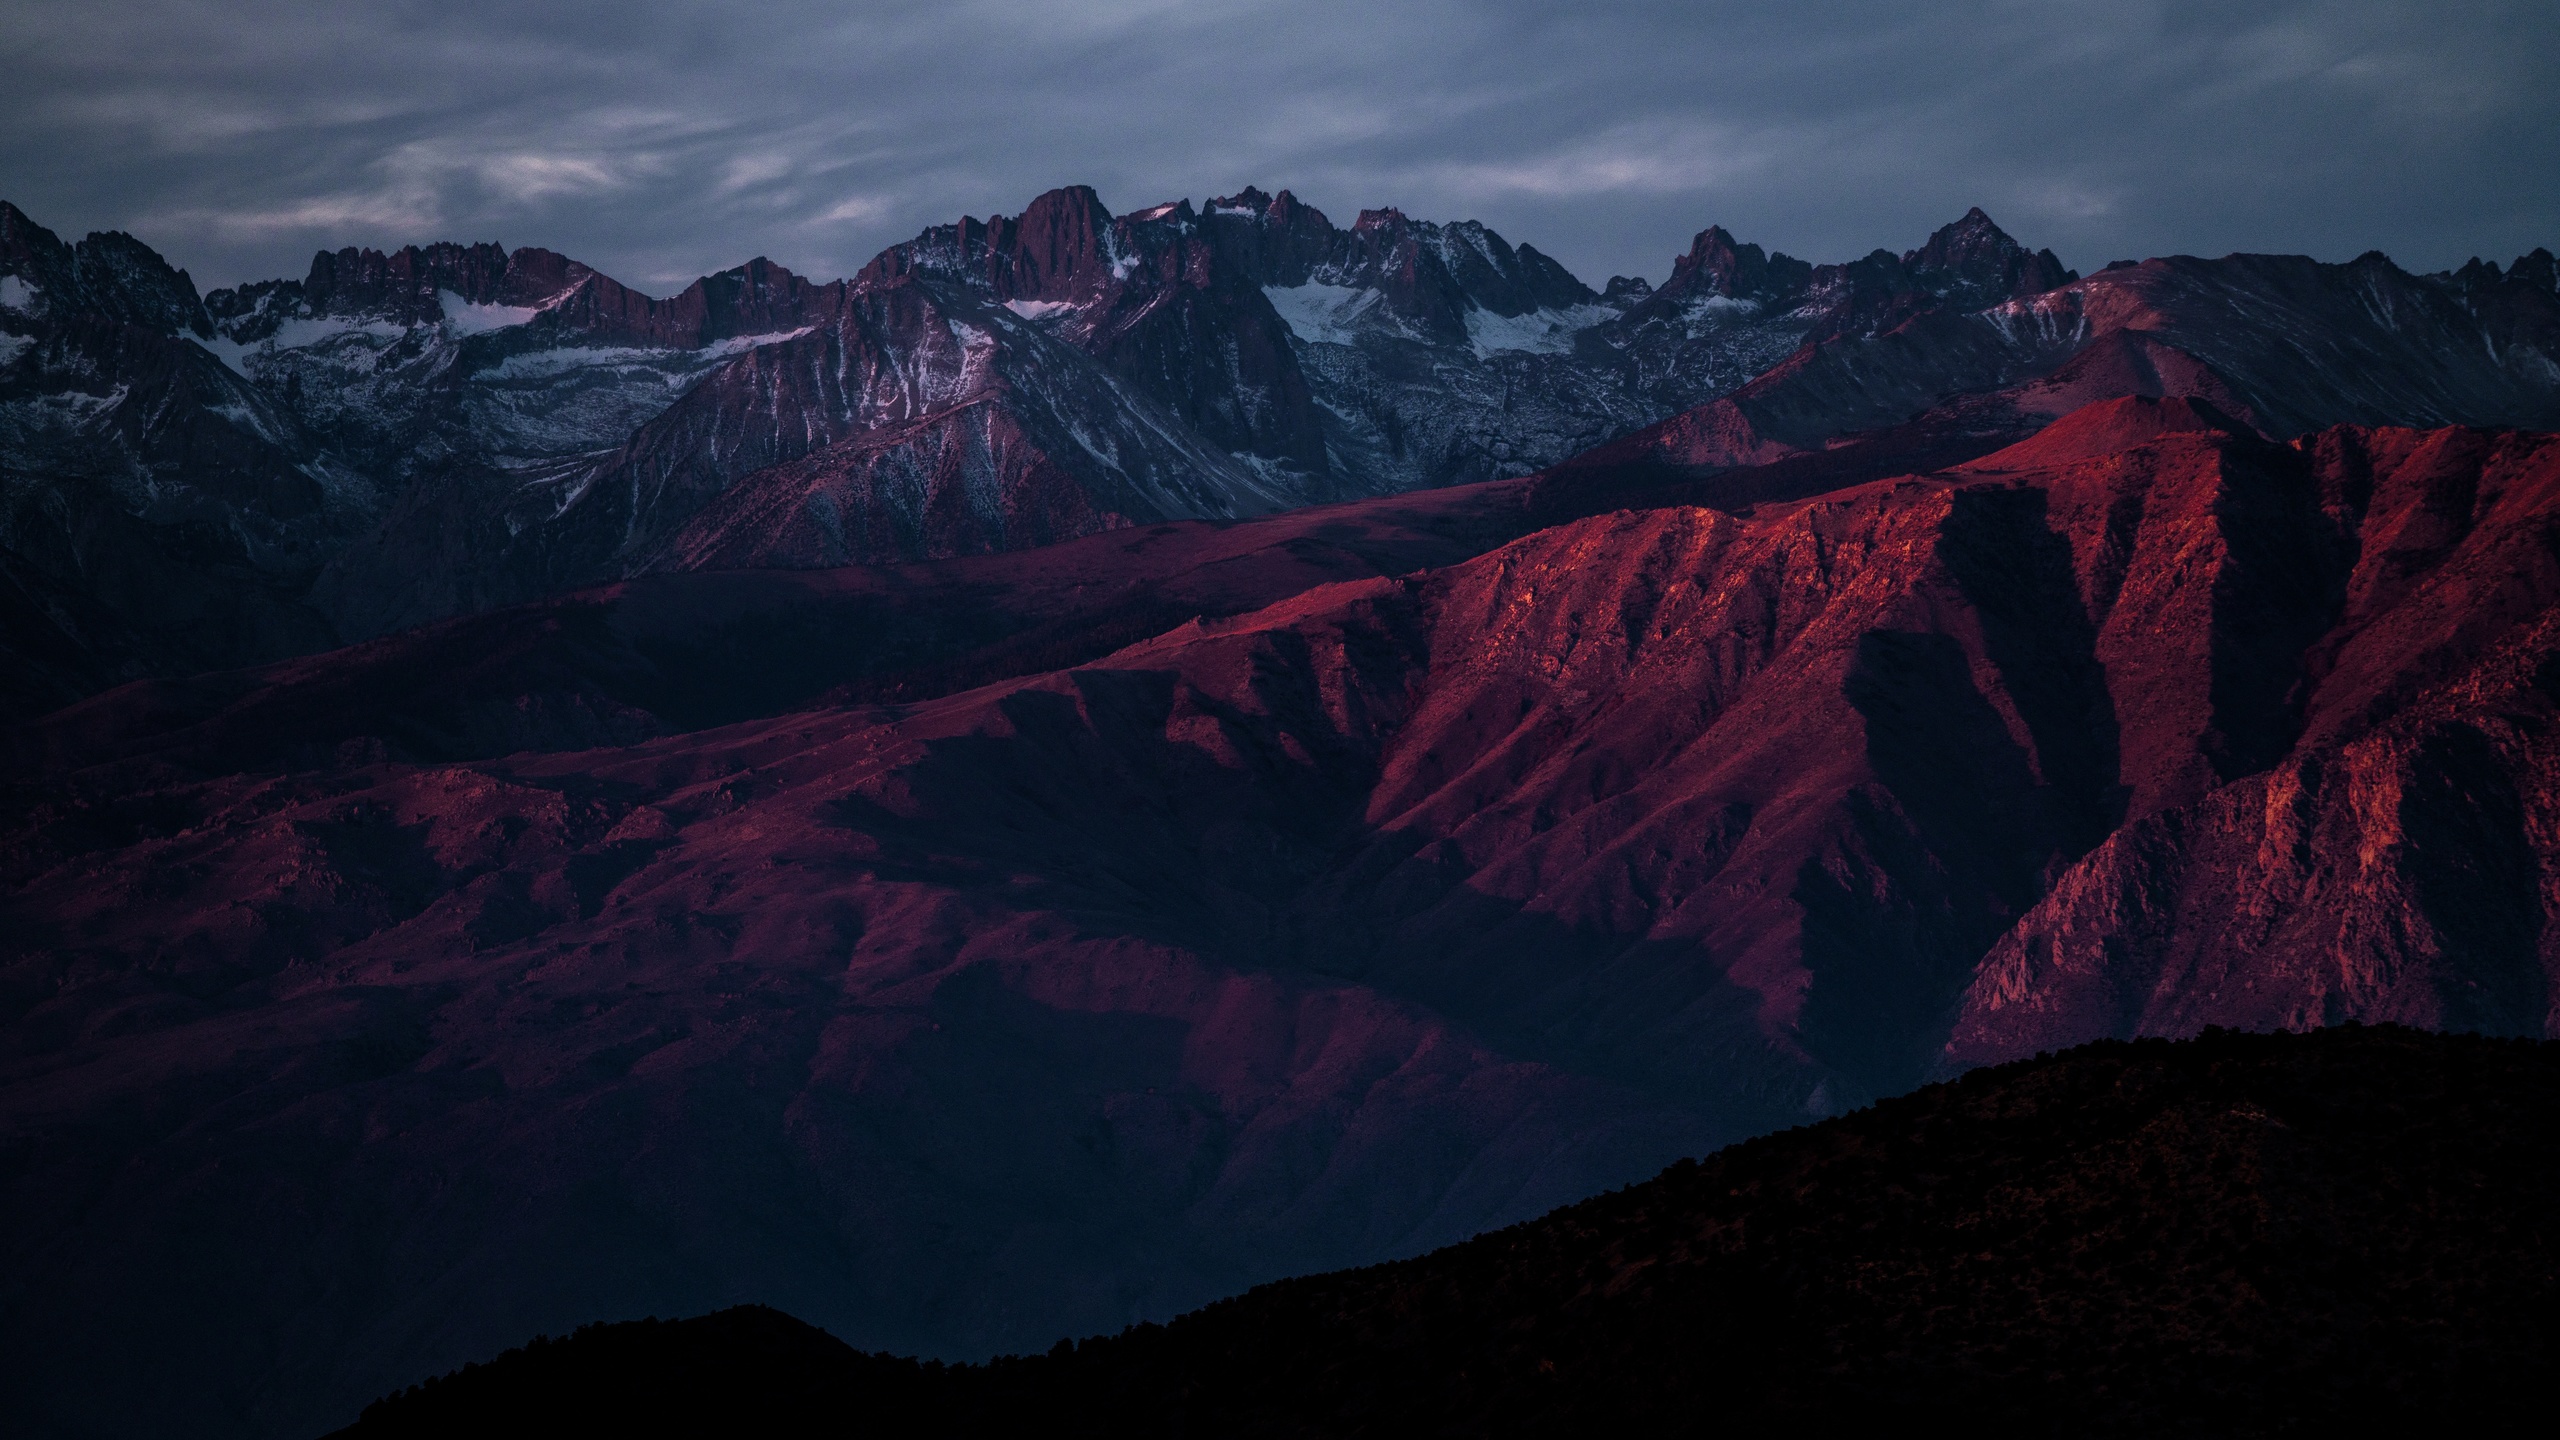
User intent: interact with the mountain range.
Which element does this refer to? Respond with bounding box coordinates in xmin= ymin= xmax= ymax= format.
xmin=10 ymin=188 xmax=2556 ymax=712
xmin=3 ymin=187 xmax=2558 ymax=1438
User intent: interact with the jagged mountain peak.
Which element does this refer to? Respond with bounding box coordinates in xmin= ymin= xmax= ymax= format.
xmin=71 ymin=230 xmax=210 ymax=336
xmin=1205 ymin=186 xmax=1334 ymax=231
xmin=291 ymin=239 xmax=521 ymax=325
xmin=1902 ymin=206 xmax=2075 ymax=301
xmin=1642 ymin=207 xmax=2073 ymax=325
xmin=691 ymin=254 xmax=825 ymax=308
xmin=2447 ymin=251 xmax=2556 ymax=292
xmin=0 ymin=197 xmax=45 ymax=248
xmin=1657 ymin=223 xmax=1809 ymax=304
xmin=1911 ymin=204 xmax=2007 ymax=252
xmin=1009 ymin=185 xmax=1124 ymax=293
xmin=1204 ymin=185 xmax=1276 ymax=219
xmin=1264 ymin=188 xmax=1327 ymax=226
xmin=0 ymin=199 xmax=212 ymax=337
xmin=1602 ymin=274 xmax=1654 ymax=304
xmin=854 ymin=185 xmax=1141 ymax=302
xmin=2405 ymin=248 xmax=2553 ymax=294
xmin=196 ymin=233 xmax=849 ymax=353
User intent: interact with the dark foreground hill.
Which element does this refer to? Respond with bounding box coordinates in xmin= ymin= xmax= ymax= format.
xmin=333 ymin=1026 xmax=2556 ymax=1438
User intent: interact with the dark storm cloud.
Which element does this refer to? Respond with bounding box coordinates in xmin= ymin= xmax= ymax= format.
xmin=1 ymin=0 xmax=2552 ymax=294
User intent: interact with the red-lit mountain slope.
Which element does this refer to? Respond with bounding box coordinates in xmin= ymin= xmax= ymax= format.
xmin=1950 ymin=420 xmax=2560 ymax=1061
xmin=6 ymin=398 xmax=2557 ymax=1438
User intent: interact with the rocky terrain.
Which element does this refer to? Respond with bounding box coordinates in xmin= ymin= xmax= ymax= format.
xmin=1949 ymin=420 xmax=2560 ymax=1058
xmin=7 ymin=389 xmax=2560 ymax=1436
xmin=332 ymin=1025 xmax=2559 ymax=1438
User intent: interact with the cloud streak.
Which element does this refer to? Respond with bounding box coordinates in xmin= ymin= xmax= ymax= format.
xmin=0 ymin=0 xmax=2551 ymax=294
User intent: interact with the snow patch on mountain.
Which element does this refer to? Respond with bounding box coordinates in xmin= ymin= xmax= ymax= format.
xmin=277 ymin=316 xmax=412 ymax=350
xmin=701 ymin=325 xmax=818 ymax=360
xmin=1226 ymin=449 xmax=1316 ymax=495
xmin=197 ymin=315 xmax=413 ymax=375
xmin=1673 ymin=295 xmax=1764 ymax=335
xmin=437 ymin=291 xmax=541 ymax=336
xmin=1005 ymin=299 xmax=1079 ymax=322
xmin=209 ymin=401 xmax=287 ymax=446
xmin=190 ymin=335 xmax=260 ymax=375
xmin=482 ymin=346 xmax=668 ymax=381
xmin=0 ymin=334 xmax=29 ymax=368
xmin=1264 ymin=284 xmax=1388 ymax=347
xmin=0 ymin=276 xmax=37 ymax=313
xmin=1982 ymin=292 xmax=2095 ymax=352
xmin=1465 ymin=303 xmax=1613 ymax=357
xmin=20 ymin=386 xmax=125 ymax=425
xmin=475 ymin=327 xmax=812 ymax=385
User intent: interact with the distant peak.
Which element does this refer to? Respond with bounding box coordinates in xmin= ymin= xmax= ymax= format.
xmin=713 ymin=257 xmax=809 ymax=292
xmin=1905 ymin=208 xmax=2072 ymax=299
xmin=1662 ymin=223 xmax=1793 ymax=302
xmin=2513 ymin=247 xmax=2558 ymax=293
xmin=1266 ymin=190 xmax=1330 ymax=230
xmin=1921 ymin=207 xmax=2017 ymax=252
xmin=1021 ymin=185 xmax=1114 ymax=226
xmin=1030 ymin=183 xmax=1106 ymax=207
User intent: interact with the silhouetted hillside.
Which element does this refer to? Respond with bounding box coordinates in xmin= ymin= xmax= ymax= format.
xmin=334 ymin=1025 xmax=2557 ymax=1438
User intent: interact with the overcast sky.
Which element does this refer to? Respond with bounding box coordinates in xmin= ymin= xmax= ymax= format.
xmin=2 ymin=1 xmax=2553 ymax=295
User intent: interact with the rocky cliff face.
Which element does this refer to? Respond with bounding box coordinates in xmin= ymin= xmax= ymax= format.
xmin=1947 ymin=421 xmax=2560 ymax=1061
